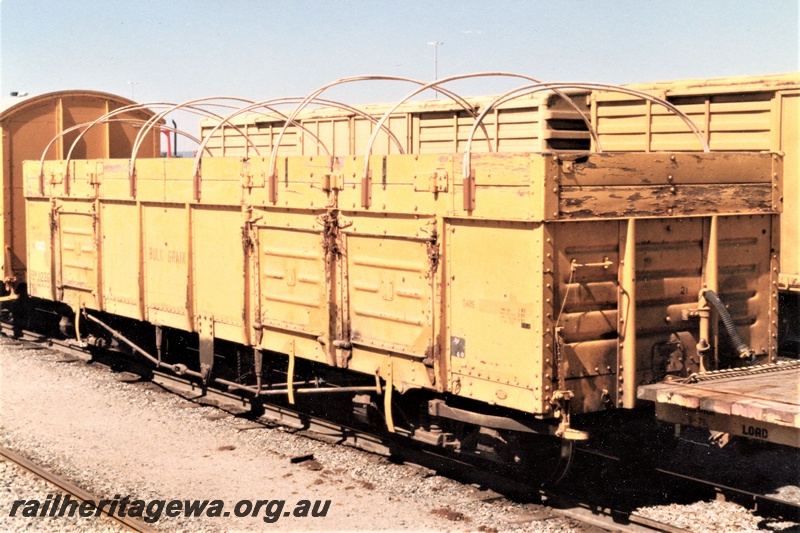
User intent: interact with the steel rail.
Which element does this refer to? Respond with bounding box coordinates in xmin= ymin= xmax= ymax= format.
xmin=539 ymin=491 xmax=694 ymax=533
xmin=0 ymin=445 xmax=159 ymax=533
xmin=653 ymin=466 xmax=800 ymax=522
xmin=575 ymin=445 xmax=800 ymax=523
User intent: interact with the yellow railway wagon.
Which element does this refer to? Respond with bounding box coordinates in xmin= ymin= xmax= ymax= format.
xmin=591 ymin=73 xmax=799 ymax=351
xmin=198 ymin=91 xmax=592 ymax=158
xmin=0 ymin=91 xmax=160 ymax=290
xmin=26 ymin=143 xmax=781 ymax=433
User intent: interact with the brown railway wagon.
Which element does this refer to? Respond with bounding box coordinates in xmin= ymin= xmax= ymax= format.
xmin=592 ymin=73 xmax=800 ymax=353
xmin=0 ymin=91 xmax=160 ymax=292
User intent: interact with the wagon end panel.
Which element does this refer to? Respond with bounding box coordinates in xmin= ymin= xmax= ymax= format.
xmin=551 ymin=220 xmax=621 ymax=414
xmin=552 ymin=214 xmax=777 ymax=415
xmin=714 ymin=215 xmax=776 ymax=358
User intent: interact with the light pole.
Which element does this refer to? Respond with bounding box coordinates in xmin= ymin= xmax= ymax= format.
xmin=127 ymin=81 xmax=138 ymax=100
xmin=427 ymin=41 xmax=443 ymax=98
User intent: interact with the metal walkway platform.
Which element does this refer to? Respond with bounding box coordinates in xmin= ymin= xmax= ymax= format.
xmin=637 ymin=361 xmax=800 ymax=447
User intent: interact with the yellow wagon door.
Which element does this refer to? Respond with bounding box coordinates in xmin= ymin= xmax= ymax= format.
xmin=56 ymin=206 xmax=98 ymax=309
xmin=343 ymin=231 xmax=435 ymax=360
xmin=256 ymin=210 xmax=331 ymax=365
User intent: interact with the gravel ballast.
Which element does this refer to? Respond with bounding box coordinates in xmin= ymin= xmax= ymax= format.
xmin=0 ymin=335 xmax=792 ymax=532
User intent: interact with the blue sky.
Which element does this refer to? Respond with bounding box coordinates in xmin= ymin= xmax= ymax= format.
xmin=1 ymin=0 xmax=798 ymax=136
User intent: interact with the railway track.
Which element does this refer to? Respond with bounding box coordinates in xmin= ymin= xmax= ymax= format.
xmin=2 ymin=324 xmax=798 ymax=532
xmin=0 ymin=445 xmax=158 ymax=533
xmin=149 ymin=370 xmax=694 ymax=533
